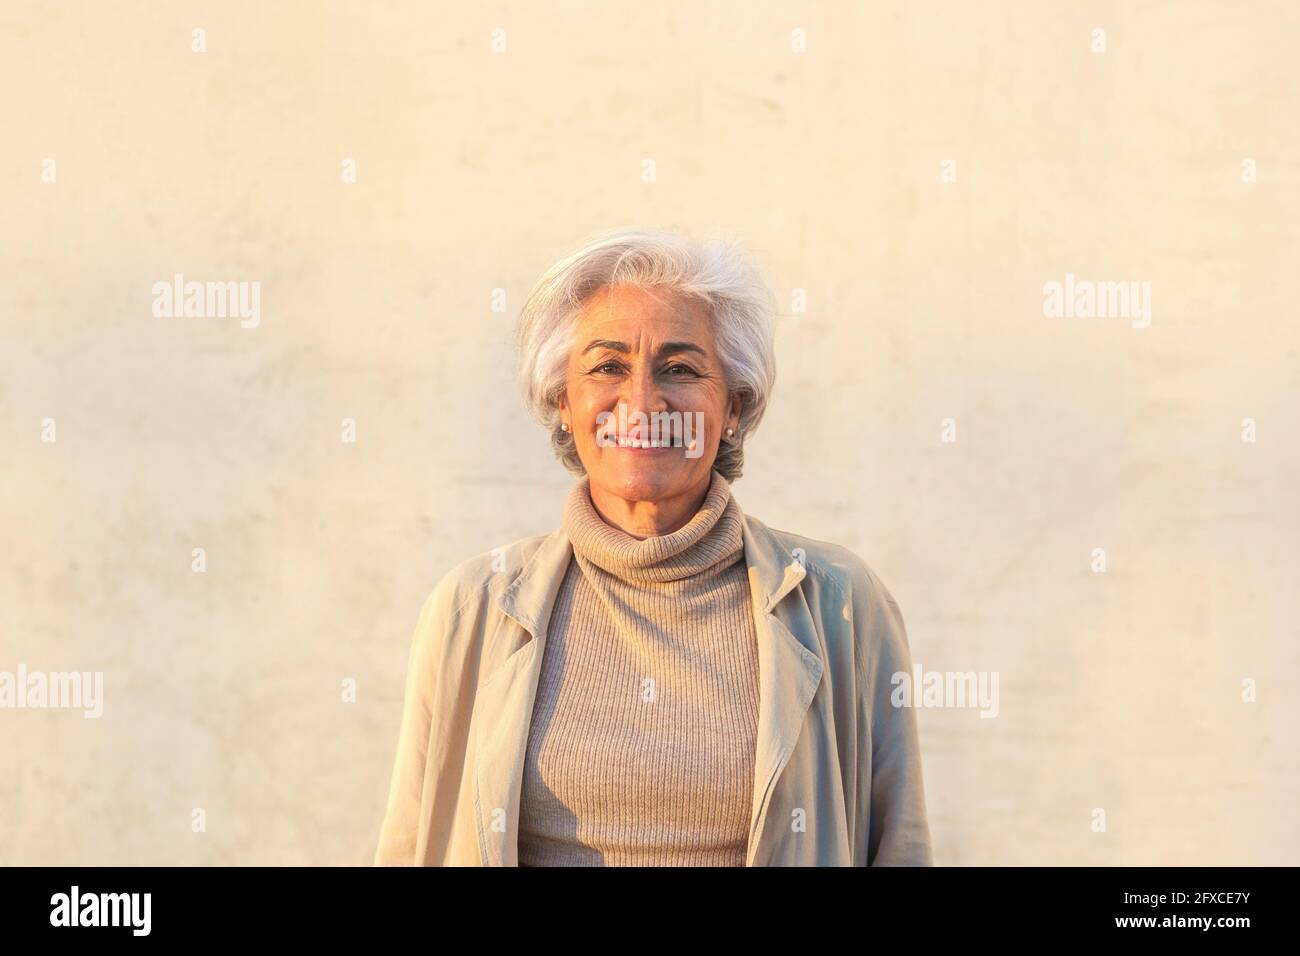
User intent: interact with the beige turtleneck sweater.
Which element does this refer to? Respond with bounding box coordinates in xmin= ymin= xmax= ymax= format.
xmin=516 ymin=469 xmax=761 ymax=866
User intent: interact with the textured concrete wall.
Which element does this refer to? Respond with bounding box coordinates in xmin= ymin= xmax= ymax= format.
xmin=2 ymin=0 xmax=1296 ymax=865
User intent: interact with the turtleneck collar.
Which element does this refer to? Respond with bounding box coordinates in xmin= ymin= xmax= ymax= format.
xmin=563 ymin=469 xmax=744 ymax=584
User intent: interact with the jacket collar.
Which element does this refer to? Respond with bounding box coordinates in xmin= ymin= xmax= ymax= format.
xmin=495 ymin=528 xmax=568 ymax=641
xmin=481 ymin=505 xmax=824 ymax=866
xmin=496 ymin=505 xmax=809 ymax=624
xmin=741 ymin=512 xmax=809 ymax=612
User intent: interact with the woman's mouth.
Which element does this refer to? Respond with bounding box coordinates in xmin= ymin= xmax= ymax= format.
xmin=601 ymin=435 xmax=698 ymax=452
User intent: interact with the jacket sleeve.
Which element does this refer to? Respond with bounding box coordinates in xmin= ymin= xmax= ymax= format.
xmin=853 ymin=564 xmax=935 ymax=865
xmin=373 ymin=575 xmax=458 ymax=866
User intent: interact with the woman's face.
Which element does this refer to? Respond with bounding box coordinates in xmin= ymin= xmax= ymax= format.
xmin=559 ymin=284 xmax=740 ymax=509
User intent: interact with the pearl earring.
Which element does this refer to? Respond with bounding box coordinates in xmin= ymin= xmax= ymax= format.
xmin=561 ymin=422 xmax=569 ymax=432
xmin=725 ymin=428 xmax=735 ymax=439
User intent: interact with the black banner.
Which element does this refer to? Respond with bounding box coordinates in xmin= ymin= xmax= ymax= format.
xmin=0 ymin=866 xmax=1284 ymax=942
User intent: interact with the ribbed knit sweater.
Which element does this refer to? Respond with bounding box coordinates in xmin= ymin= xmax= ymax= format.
xmin=516 ymin=469 xmax=761 ymax=866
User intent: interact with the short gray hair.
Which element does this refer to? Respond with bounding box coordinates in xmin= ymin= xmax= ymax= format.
xmin=514 ymin=227 xmax=778 ymax=480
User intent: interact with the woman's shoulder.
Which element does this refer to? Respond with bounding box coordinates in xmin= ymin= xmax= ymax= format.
xmin=419 ymin=528 xmax=562 ymax=622
xmin=744 ymin=515 xmax=912 ymax=679
xmin=743 ymin=513 xmax=902 ymax=611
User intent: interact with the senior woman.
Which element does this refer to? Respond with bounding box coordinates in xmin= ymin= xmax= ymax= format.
xmin=374 ymin=228 xmax=934 ymax=866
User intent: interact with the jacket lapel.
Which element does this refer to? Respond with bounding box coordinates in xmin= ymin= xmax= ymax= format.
xmin=474 ymin=528 xmax=572 ymax=866
xmin=740 ymin=515 xmax=825 ymax=865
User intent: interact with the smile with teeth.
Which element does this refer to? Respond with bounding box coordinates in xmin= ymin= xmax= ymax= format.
xmin=612 ymin=435 xmax=676 ymax=448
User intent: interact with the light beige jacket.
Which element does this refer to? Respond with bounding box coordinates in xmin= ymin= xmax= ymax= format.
xmin=373 ymin=509 xmax=934 ymax=866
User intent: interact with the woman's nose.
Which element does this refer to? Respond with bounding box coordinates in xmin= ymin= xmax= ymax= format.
xmin=621 ymin=366 xmax=668 ymax=415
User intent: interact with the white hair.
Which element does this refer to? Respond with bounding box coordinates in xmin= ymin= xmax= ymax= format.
xmin=514 ymin=227 xmax=778 ymax=480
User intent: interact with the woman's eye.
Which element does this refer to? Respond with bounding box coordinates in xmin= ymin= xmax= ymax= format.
xmin=592 ymin=361 xmax=624 ymax=375
xmin=664 ymin=364 xmax=698 ymax=377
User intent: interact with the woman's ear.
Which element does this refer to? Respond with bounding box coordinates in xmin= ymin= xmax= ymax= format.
xmin=726 ymin=393 xmax=742 ymax=433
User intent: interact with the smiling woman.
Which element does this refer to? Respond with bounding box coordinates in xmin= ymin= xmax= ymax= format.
xmin=373 ymin=227 xmax=935 ymax=867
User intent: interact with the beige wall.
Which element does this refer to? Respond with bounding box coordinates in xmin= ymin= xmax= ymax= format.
xmin=2 ymin=0 xmax=1296 ymax=865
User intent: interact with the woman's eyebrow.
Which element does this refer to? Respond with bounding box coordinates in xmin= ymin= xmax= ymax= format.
xmin=580 ymin=339 xmax=706 ymax=358
xmin=582 ymin=339 xmax=628 ymax=354
xmin=656 ymin=341 xmax=706 ymax=359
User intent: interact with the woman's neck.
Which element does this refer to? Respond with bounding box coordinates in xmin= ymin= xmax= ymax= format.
xmin=564 ymin=470 xmax=742 ymax=585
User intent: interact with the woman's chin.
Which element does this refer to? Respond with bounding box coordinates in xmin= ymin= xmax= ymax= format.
xmin=598 ymin=460 xmax=698 ymax=505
